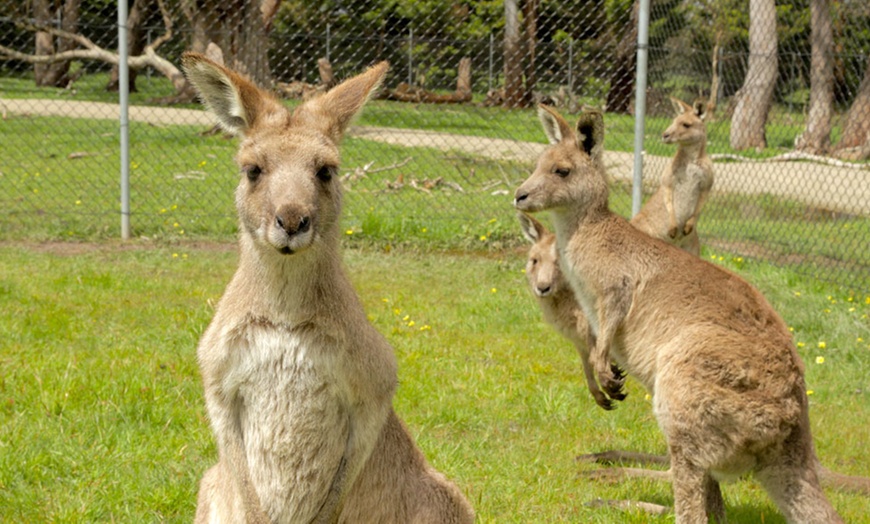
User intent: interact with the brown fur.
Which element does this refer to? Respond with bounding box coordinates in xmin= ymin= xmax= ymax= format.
xmin=631 ymin=98 xmax=714 ymax=256
xmin=518 ymin=212 xmax=624 ymax=410
xmin=183 ymin=53 xmax=473 ymax=524
xmin=514 ymin=105 xmax=843 ymax=523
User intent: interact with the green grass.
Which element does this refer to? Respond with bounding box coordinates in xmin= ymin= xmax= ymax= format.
xmin=0 ymin=242 xmax=868 ymax=522
xmin=2 ymin=110 xmax=867 ymax=290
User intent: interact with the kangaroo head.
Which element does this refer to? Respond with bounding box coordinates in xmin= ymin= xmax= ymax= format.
xmin=182 ymin=53 xmax=388 ymax=256
xmin=518 ymin=212 xmax=563 ymax=298
xmin=514 ymin=105 xmax=608 ymax=217
xmin=662 ymin=97 xmax=707 ymax=146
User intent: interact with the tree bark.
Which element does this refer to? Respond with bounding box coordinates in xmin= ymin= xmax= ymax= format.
xmin=108 ymin=0 xmax=154 ymax=92
xmin=606 ymin=0 xmax=638 ymax=115
xmin=181 ymin=0 xmax=274 ymax=88
xmin=33 ymin=0 xmax=54 ymax=86
xmin=708 ymin=30 xmax=723 ymax=115
xmin=33 ymin=0 xmax=81 ymax=87
xmin=456 ymin=57 xmax=472 ymax=100
xmin=835 ymin=53 xmax=870 ymax=160
xmin=318 ymin=58 xmax=336 ymax=89
xmin=522 ymin=0 xmax=539 ymax=105
xmin=503 ymin=0 xmax=526 ymax=108
xmin=730 ymin=0 xmax=778 ymax=150
xmin=795 ymin=0 xmax=834 ymax=154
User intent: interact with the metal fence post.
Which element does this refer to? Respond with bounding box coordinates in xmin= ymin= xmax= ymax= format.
xmin=118 ymin=0 xmax=131 ymax=239
xmin=631 ymin=0 xmax=651 ymax=218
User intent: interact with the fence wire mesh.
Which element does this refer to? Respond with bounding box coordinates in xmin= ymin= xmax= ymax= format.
xmin=1 ymin=0 xmax=868 ymax=292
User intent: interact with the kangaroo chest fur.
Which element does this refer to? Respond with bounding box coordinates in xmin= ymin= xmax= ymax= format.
xmin=212 ymin=317 xmax=353 ymax=522
xmin=670 ymin=161 xmax=711 ymax=225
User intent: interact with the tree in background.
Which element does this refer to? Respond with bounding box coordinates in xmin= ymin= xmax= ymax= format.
xmin=33 ymin=0 xmax=81 ymax=87
xmin=107 ymin=0 xmax=157 ymax=92
xmin=795 ymin=0 xmax=833 ymax=154
xmin=181 ymin=0 xmax=278 ymax=88
xmin=730 ymin=0 xmax=777 ymax=150
xmin=605 ymin=0 xmax=636 ymax=114
xmin=835 ymin=53 xmax=870 ymax=160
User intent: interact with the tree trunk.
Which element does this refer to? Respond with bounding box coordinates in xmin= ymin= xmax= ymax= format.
xmin=503 ymin=0 xmax=526 ymax=108
xmin=182 ymin=0 xmax=273 ymax=88
xmin=33 ymin=0 xmax=54 ymax=86
xmin=606 ymin=0 xmax=638 ymax=115
xmin=795 ymin=0 xmax=833 ymax=154
xmin=33 ymin=0 xmax=80 ymax=87
xmin=108 ymin=0 xmax=154 ymax=92
xmin=456 ymin=57 xmax=472 ymax=100
xmin=730 ymin=0 xmax=778 ymax=150
xmin=709 ymin=30 xmax=723 ymax=115
xmin=835 ymin=53 xmax=870 ymax=160
xmin=318 ymin=58 xmax=336 ymax=89
xmin=522 ymin=0 xmax=539 ymax=105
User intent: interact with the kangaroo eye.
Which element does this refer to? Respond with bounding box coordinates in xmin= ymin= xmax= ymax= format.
xmin=243 ymin=165 xmax=262 ymax=181
xmin=316 ymin=165 xmax=333 ymax=182
xmin=555 ymin=167 xmax=571 ymax=178
xmin=682 ymin=123 xmax=691 ymax=128
xmin=531 ymin=258 xmax=539 ymax=266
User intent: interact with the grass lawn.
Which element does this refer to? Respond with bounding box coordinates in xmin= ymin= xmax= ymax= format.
xmin=0 ymin=241 xmax=868 ymax=522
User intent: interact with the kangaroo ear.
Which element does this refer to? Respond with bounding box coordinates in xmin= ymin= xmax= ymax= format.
xmin=575 ymin=109 xmax=605 ymax=166
xmin=692 ymin=99 xmax=707 ymax=120
xmin=669 ymin=96 xmax=692 ymax=116
xmin=518 ymin=212 xmax=547 ymax=244
xmin=538 ymin=104 xmax=575 ymax=145
xmin=293 ymin=61 xmax=389 ymax=143
xmin=181 ymin=52 xmax=280 ymax=136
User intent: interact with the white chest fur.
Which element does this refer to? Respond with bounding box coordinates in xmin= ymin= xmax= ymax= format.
xmin=218 ymin=321 xmax=351 ymax=523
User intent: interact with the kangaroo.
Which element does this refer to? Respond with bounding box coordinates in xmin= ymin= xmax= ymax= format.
xmin=182 ymin=53 xmax=474 ymax=524
xmin=514 ymin=105 xmax=843 ymax=523
xmin=518 ymin=212 xmax=624 ymax=410
xmin=631 ymin=97 xmax=714 ymax=256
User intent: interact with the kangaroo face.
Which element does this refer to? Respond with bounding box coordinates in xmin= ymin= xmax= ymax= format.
xmin=182 ymin=53 xmax=387 ymax=256
xmin=518 ymin=212 xmax=563 ymax=298
xmin=527 ymin=234 xmax=562 ymax=298
xmin=662 ymin=98 xmax=707 ymax=147
xmin=235 ymin=125 xmax=341 ymax=255
xmin=514 ymin=106 xmax=608 ymax=216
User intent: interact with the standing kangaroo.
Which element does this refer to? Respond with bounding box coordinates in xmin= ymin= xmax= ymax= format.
xmin=519 ymin=100 xmax=711 ymax=409
xmin=631 ymin=98 xmax=714 ymax=256
xmin=514 ymin=105 xmax=843 ymax=523
xmin=517 ymin=212 xmax=624 ymax=410
xmin=182 ymin=53 xmax=474 ymax=524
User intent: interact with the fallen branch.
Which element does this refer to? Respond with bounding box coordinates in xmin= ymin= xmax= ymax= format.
xmin=379 ymin=57 xmax=472 ymax=104
xmin=1 ymin=0 xmax=188 ymax=94
xmin=343 ymin=157 xmax=413 ymax=184
xmin=711 ymin=150 xmax=869 ymax=170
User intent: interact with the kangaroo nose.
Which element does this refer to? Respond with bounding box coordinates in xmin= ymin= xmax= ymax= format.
xmin=537 ymin=285 xmax=551 ymax=296
xmin=275 ymin=211 xmax=311 ymax=236
xmin=514 ymin=192 xmax=528 ymax=206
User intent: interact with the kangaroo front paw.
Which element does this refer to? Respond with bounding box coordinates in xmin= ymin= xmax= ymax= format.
xmin=595 ymin=395 xmax=616 ymax=411
xmin=600 ymin=371 xmax=627 ymax=401
xmin=683 ymin=221 xmax=695 ymax=235
xmin=667 ymin=226 xmax=678 ymax=239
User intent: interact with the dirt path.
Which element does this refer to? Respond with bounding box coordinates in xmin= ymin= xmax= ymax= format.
xmin=6 ymin=98 xmax=869 ymax=216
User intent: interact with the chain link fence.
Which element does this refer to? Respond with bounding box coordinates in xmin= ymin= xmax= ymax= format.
xmin=1 ymin=1 xmax=868 ymax=291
